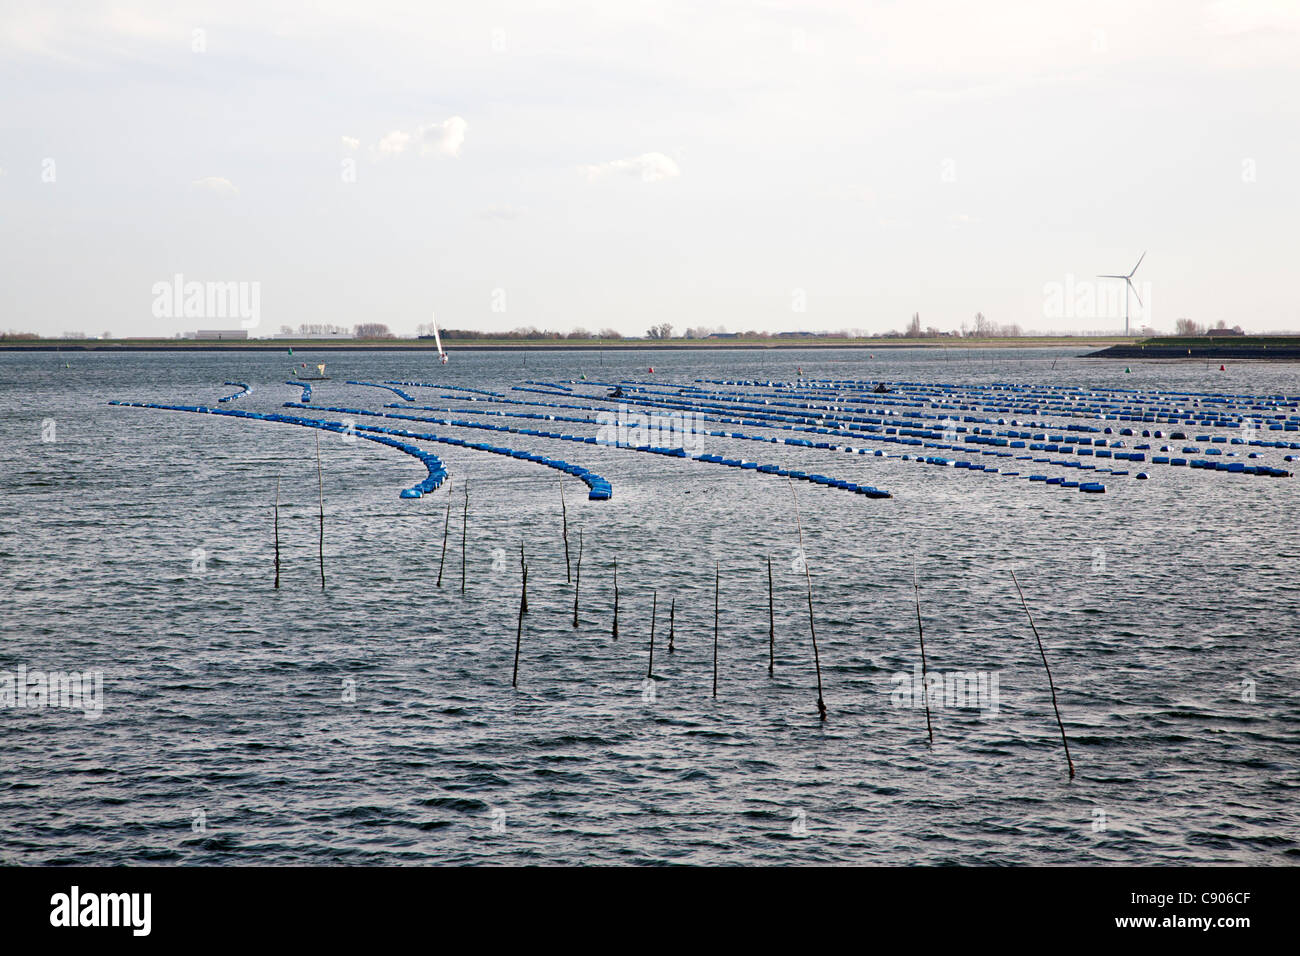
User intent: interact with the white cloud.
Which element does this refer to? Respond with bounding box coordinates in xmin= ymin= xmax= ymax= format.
xmin=191 ymin=176 xmax=238 ymax=195
xmin=582 ymin=152 xmax=680 ymax=183
xmin=417 ymin=116 xmax=467 ymax=157
xmin=340 ymin=135 xmax=360 ymax=152
xmin=370 ymin=117 xmax=465 ymax=160
xmin=374 ymin=129 xmax=411 ymax=158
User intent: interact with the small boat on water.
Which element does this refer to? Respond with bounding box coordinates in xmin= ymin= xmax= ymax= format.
xmin=432 ymin=313 xmax=448 ymax=364
xmin=294 ymin=362 xmax=331 ymax=381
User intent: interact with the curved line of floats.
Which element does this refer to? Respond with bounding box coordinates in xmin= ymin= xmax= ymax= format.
xmin=110 ymin=401 xmax=448 ymax=498
xmin=695 ymin=378 xmax=1300 ymax=430
xmin=387 ymin=381 xmax=504 ymax=399
xmin=345 ymin=381 xmax=415 ymax=402
xmin=288 ymin=402 xmax=893 ymax=498
xmin=537 ymin=380 xmax=1294 ymax=484
xmin=108 ymin=401 xmax=611 ymax=500
xmin=414 ymin=385 xmax=1115 ymax=490
xmin=218 ymin=382 xmax=251 ymax=403
xmin=115 ymin=373 xmax=1295 ymax=506
xmin=545 ymin=387 xmax=1127 ymax=489
xmin=384 ymin=400 xmax=903 ymax=494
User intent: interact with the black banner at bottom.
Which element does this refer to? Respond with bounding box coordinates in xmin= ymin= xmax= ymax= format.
xmin=0 ymin=865 xmax=1284 ymax=943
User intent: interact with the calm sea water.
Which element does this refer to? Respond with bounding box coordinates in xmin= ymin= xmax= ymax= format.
xmin=1 ymin=347 xmax=1297 ymax=865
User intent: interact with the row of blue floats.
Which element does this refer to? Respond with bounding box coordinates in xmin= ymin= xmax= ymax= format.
xmin=500 ymin=386 xmax=1123 ymax=489
xmin=279 ymin=403 xmax=612 ymax=499
xmin=218 ymin=382 xmax=250 ymax=403
xmin=409 ymin=387 xmax=1126 ymax=493
xmin=697 ymin=378 xmax=1300 ymax=436
xmin=296 ymin=402 xmax=892 ymax=499
xmin=345 ymin=381 xmax=415 ymax=402
xmin=115 ymin=395 xmax=608 ymax=500
xmin=693 ymin=454 xmax=890 ymax=497
xmin=388 ymin=381 xmax=504 ymax=399
xmin=639 ymin=380 xmax=1300 ymax=451
xmin=109 ymin=401 xmax=449 ymax=498
xmin=563 ymin=382 xmax=1292 ymax=483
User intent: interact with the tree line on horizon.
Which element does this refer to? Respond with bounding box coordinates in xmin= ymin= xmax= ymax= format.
xmin=0 ymin=314 xmax=1263 ymax=341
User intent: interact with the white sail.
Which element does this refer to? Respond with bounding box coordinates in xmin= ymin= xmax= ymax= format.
xmin=432 ymin=313 xmax=448 ymax=363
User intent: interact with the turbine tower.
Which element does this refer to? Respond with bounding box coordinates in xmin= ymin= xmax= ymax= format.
xmin=1098 ymin=252 xmax=1146 ymax=337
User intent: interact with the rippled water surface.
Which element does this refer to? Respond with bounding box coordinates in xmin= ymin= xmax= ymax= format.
xmin=2 ymin=347 xmax=1297 ymax=865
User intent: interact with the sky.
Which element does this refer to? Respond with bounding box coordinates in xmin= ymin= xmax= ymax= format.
xmin=2 ymin=0 xmax=1298 ymax=338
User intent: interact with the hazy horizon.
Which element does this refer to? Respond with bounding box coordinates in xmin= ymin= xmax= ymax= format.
xmin=3 ymin=1 xmax=1298 ymax=338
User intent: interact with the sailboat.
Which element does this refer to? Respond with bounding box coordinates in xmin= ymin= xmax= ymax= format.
xmin=294 ymin=362 xmax=330 ymax=381
xmin=431 ymin=314 xmax=449 ymax=364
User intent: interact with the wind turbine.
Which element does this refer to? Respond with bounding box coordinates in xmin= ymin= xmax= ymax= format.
xmin=1098 ymin=251 xmax=1146 ymax=337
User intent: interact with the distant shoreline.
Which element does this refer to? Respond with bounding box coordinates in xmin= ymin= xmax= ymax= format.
xmin=1084 ymin=336 xmax=1300 ymax=361
xmin=2 ymin=336 xmax=1132 ymax=353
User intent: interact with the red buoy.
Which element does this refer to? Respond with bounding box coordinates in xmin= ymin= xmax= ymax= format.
xmin=648 ymin=367 xmax=654 ymax=373
xmin=1220 ymin=364 xmax=1226 ymax=371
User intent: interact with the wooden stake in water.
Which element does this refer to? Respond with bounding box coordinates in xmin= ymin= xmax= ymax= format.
xmin=912 ymin=556 xmax=934 ymax=747
xmin=520 ymin=544 xmax=528 ymax=615
xmin=512 ymin=556 xmax=528 ymax=688
xmin=315 ymin=433 xmax=325 ymax=590
xmin=612 ymin=558 xmax=620 ymax=640
xmin=668 ymin=597 xmax=675 ymax=653
xmin=647 ymin=589 xmax=657 ymax=679
xmin=560 ymin=484 xmax=571 ymax=583
xmin=436 ymin=491 xmax=452 ymax=588
xmin=789 ymin=479 xmax=827 ymax=720
xmin=712 ymin=562 xmax=719 ymax=698
xmin=1010 ymin=569 xmax=1075 ymax=780
xmin=767 ymin=555 xmax=774 ymax=677
xmin=273 ymin=474 xmax=281 ymax=590
xmin=572 ymin=530 xmax=583 ymax=628
xmin=460 ymin=481 xmax=468 ymax=595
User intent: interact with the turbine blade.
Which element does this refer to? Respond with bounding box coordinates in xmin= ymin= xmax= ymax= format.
xmin=1127 ymin=278 xmax=1143 ymax=307
xmin=1128 ymin=251 xmax=1146 ymax=277
xmin=1098 ymin=274 xmax=1124 ymax=279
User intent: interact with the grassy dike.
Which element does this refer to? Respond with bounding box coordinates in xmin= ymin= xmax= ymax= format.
xmin=1085 ymin=336 xmax=1300 ymax=360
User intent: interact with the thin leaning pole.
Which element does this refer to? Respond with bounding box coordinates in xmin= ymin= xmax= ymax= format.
xmin=512 ymin=552 xmax=528 ymax=687
xmin=712 ymin=562 xmax=719 ymax=698
xmin=315 ymin=433 xmax=325 ymax=590
xmin=668 ymin=597 xmax=675 ymax=653
xmin=788 ymin=479 xmax=827 ymax=720
xmin=519 ymin=543 xmax=528 ymax=615
xmin=436 ymin=487 xmax=452 ymax=588
xmin=611 ymin=558 xmax=619 ymax=640
xmin=460 ymin=480 xmax=468 ymax=595
xmin=273 ymin=474 xmax=281 ymax=589
xmin=560 ymin=484 xmax=571 ymax=583
xmin=912 ymin=555 xmax=934 ymax=746
xmin=1010 ymin=569 xmax=1075 ymax=780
